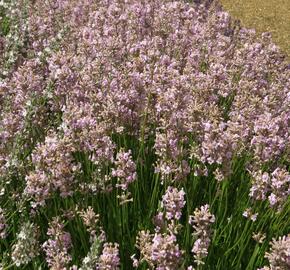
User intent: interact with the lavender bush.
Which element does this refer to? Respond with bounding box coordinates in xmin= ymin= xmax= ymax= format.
xmin=0 ymin=0 xmax=289 ymax=269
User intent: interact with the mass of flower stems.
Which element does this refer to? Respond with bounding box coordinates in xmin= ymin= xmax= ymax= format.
xmin=0 ymin=0 xmax=289 ymax=269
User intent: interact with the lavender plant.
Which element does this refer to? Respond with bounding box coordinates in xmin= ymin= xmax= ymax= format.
xmin=0 ymin=0 xmax=289 ymax=269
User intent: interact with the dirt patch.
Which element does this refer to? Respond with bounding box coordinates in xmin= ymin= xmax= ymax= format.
xmin=221 ymin=0 xmax=290 ymax=58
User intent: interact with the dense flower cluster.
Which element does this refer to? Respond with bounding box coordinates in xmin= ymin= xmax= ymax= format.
xmin=98 ymin=242 xmax=120 ymax=270
xmin=259 ymin=235 xmax=290 ymax=270
xmin=24 ymin=132 xmax=80 ymax=207
xmin=79 ymin=206 xmax=101 ymax=240
xmin=0 ymin=0 xmax=288 ymax=204
xmin=134 ymin=186 xmax=186 ymax=268
xmin=189 ymin=204 xmax=215 ymax=265
xmin=135 ymin=230 xmax=183 ymax=270
xmin=249 ymin=168 xmax=290 ymax=210
xmin=0 ymin=0 xmax=289 ymax=268
xmin=42 ymin=217 xmax=72 ymax=270
xmin=161 ymin=186 xmax=186 ymax=221
xmin=112 ymin=149 xmax=137 ymax=191
xmin=11 ymin=221 xmax=39 ymax=266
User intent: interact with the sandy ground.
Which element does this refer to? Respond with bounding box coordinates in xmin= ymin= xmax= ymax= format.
xmin=221 ymin=0 xmax=290 ymax=58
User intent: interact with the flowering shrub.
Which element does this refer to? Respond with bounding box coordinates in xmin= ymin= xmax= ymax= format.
xmin=0 ymin=0 xmax=289 ymax=269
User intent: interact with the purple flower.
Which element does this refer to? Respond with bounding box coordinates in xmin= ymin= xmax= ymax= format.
xmin=112 ymin=149 xmax=136 ymax=191
xmin=161 ymin=186 xmax=186 ymax=221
